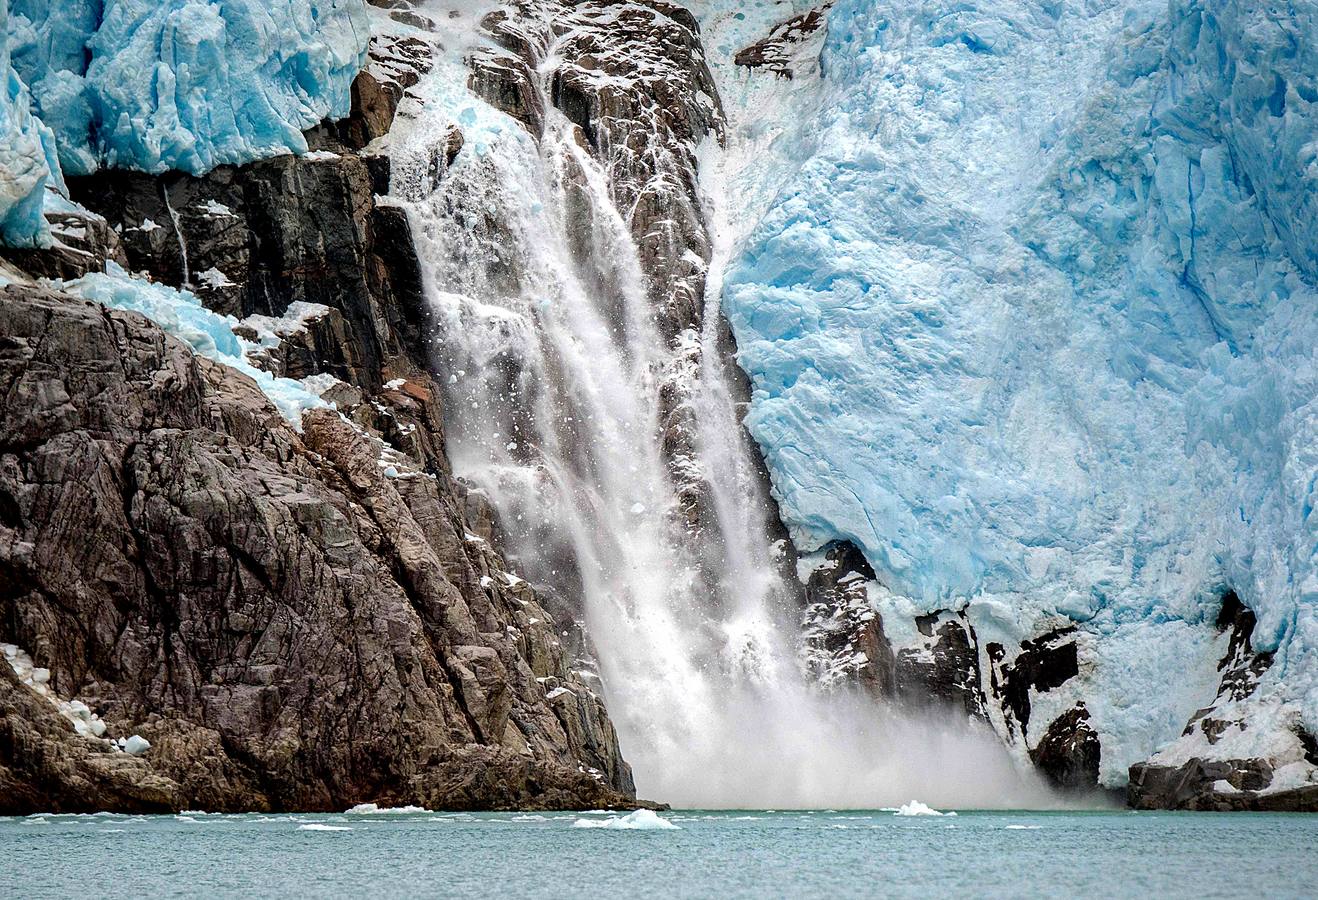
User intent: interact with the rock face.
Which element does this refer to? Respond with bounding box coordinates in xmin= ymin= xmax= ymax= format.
xmin=733 ymin=3 xmax=833 ymax=79
xmin=0 ymin=10 xmax=635 ymax=813
xmin=0 ymin=285 xmax=632 ymax=814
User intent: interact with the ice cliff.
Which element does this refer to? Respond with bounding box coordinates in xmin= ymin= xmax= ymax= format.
xmin=0 ymin=0 xmax=61 ymax=247
xmin=714 ymin=0 xmax=1318 ymax=794
xmin=0 ymin=0 xmax=369 ymax=244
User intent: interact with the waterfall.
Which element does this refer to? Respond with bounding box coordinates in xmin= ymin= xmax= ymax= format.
xmin=389 ymin=4 xmax=1055 ymax=809
xmin=162 ymin=183 xmax=191 ymax=289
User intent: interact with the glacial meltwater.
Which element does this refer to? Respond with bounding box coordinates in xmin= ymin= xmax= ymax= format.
xmin=2 ymin=809 xmax=1314 ymax=898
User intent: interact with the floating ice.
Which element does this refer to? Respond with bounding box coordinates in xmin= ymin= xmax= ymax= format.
xmin=344 ymin=803 xmax=428 ymax=815
xmin=571 ymin=809 xmax=680 ymax=831
xmin=895 ymin=801 xmax=953 ymax=817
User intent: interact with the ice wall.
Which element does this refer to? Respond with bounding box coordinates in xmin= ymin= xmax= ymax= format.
xmin=0 ymin=0 xmax=61 ymax=247
xmin=5 ymin=0 xmax=369 ymax=177
xmin=720 ymin=0 xmax=1318 ymax=778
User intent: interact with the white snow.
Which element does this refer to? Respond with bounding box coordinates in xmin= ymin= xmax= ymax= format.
xmin=197 ymin=267 xmax=233 ymax=289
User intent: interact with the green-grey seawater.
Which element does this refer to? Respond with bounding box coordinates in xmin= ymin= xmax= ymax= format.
xmin=2 ymin=809 xmax=1315 ymax=898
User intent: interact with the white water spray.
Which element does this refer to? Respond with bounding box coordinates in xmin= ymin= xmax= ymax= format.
xmin=390 ymin=2 xmax=1058 ymax=809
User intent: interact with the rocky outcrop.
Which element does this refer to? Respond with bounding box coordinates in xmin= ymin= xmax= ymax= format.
xmin=0 ymin=286 xmax=633 ymax=813
xmin=734 ymin=3 xmax=833 ymax=79
xmin=802 ymin=542 xmax=1106 ymax=794
xmin=0 ymin=8 xmax=638 ymax=812
xmin=1128 ymin=758 xmax=1318 ymax=812
xmin=1029 ymin=704 xmax=1102 ymax=794
xmin=802 ymin=542 xmax=986 ymax=719
xmin=1127 ymin=594 xmax=1317 ymax=811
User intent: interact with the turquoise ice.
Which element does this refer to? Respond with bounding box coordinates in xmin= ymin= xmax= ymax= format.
xmin=720 ymin=0 xmax=1318 ymax=774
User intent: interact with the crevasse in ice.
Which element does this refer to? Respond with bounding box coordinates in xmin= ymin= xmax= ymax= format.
xmin=719 ymin=0 xmax=1318 ymax=779
xmin=5 ymin=0 xmax=369 ymax=177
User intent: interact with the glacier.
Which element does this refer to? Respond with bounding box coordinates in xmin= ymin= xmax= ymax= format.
xmin=0 ymin=0 xmax=369 ymax=245
xmin=0 ymin=0 xmax=61 ymax=247
xmin=712 ymin=0 xmax=1318 ymax=783
xmin=7 ymin=0 xmax=370 ymax=176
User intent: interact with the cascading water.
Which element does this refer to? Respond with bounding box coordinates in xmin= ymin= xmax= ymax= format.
xmin=389 ymin=2 xmax=1057 ymax=808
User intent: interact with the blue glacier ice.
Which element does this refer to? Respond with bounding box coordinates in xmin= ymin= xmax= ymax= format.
xmin=716 ymin=0 xmax=1318 ymax=780
xmin=67 ymin=263 xmax=332 ymax=425
xmin=86 ymin=0 xmax=370 ymax=174
xmin=2 ymin=0 xmax=369 ymax=180
xmin=0 ymin=0 xmax=62 ymax=247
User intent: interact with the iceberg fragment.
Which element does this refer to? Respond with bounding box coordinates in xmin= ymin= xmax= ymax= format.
xmin=571 ymin=809 xmax=680 ymax=830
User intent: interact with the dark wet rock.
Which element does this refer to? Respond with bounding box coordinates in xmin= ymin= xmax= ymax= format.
xmin=802 ymin=543 xmax=894 ymax=695
xmin=1211 ymin=591 xmax=1274 ymax=703
xmin=1128 ymin=758 xmax=1318 ymax=812
xmin=69 ymin=149 xmax=428 ymax=397
xmin=470 ymin=10 xmax=548 ymax=137
xmin=1030 ymin=704 xmax=1102 ymax=793
xmin=0 ymin=286 xmax=634 ymax=813
xmin=802 ymin=542 xmax=985 ymax=718
xmin=895 ymin=617 xmax=987 ymax=719
xmin=990 ymin=628 xmax=1079 ymax=734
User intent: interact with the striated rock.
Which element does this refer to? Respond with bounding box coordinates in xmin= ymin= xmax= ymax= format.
xmin=0 ymin=286 xmax=634 ymax=813
xmin=734 ymin=3 xmax=834 ymax=79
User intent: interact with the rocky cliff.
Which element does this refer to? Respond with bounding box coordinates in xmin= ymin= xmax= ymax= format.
xmin=0 ymin=1 xmax=635 ymax=813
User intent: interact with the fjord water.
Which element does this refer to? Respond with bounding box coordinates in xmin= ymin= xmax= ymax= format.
xmin=390 ymin=7 xmax=1051 ymax=809
xmin=3 ymin=810 xmax=1315 ymax=898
